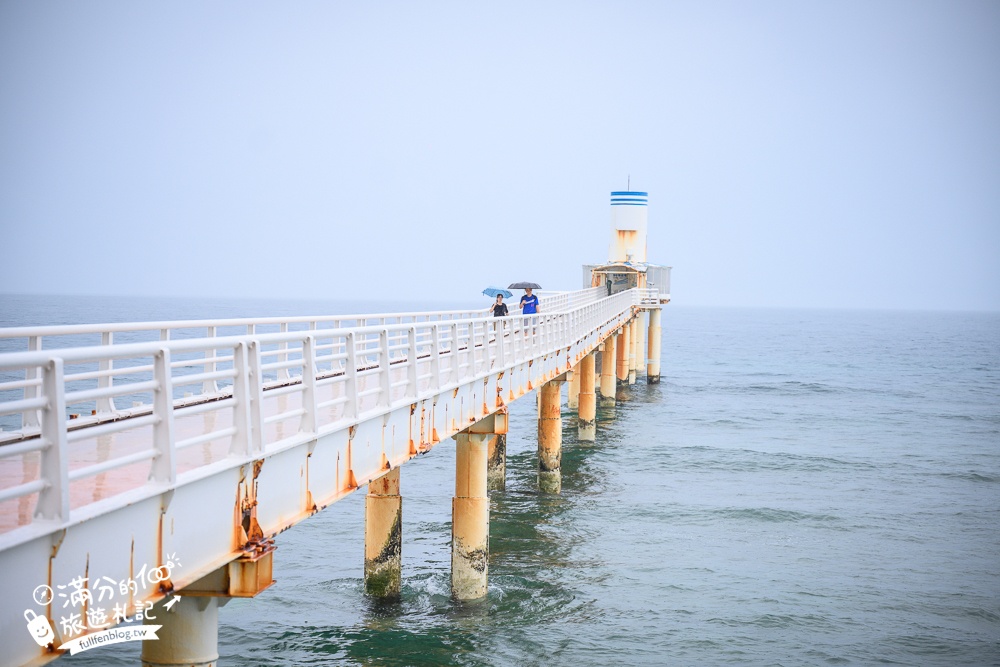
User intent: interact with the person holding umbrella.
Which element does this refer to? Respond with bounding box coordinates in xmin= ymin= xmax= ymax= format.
xmin=509 ymin=281 xmax=542 ymax=334
xmin=519 ymin=287 xmax=539 ymax=316
xmin=489 ymin=293 xmax=508 ymax=317
xmin=482 ymin=287 xmax=512 ymax=316
xmin=482 ymin=287 xmax=512 ymax=350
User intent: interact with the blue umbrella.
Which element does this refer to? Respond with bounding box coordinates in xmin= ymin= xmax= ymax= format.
xmin=482 ymin=286 xmax=513 ymax=299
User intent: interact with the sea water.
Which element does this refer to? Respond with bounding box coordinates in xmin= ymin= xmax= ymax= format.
xmin=2 ymin=296 xmax=998 ymax=666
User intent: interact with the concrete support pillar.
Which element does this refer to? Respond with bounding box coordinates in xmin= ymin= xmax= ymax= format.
xmin=578 ymin=353 xmax=596 ymax=442
xmin=634 ymin=312 xmax=646 ymax=382
xmin=567 ymin=368 xmax=580 ymax=410
xmin=628 ymin=318 xmax=638 ymax=385
xmin=538 ymin=379 xmax=563 ymax=493
xmin=364 ymin=467 xmax=401 ymax=598
xmin=142 ymin=597 xmax=220 ymax=667
xmin=487 ymin=434 xmax=506 ymax=491
xmin=647 ymin=308 xmax=662 ymax=384
xmin=452 ymin=433 xmax=489 ymax=600
xmin=599 ymin=335 xmax=617 ymax=408
xmin=616 ymin=325 xmax=629 ymax=386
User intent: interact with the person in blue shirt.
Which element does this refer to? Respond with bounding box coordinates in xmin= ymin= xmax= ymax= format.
xmin=519 ymin=288 xmax=539 ymax=314
xmin=519 ymin=288 xmax=540 ymax=336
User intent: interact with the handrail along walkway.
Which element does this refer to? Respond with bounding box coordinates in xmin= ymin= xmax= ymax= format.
xmin=0 ymin=289 xmax=606 ymax=430
xmin=0 ymin=287 xmax=657 ymax=541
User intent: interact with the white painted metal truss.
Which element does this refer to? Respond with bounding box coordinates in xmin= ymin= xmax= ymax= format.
xmin=0 ymin=287 xmax=658 ymax=666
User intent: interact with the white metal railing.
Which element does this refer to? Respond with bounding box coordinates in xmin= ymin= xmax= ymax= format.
xmin=0 ymin=288 xmax=653 ymax=531
xmin=536 ymin=287 xmax=605 ymax=313
xmin=0 ymin=290 xmax=590 ymax=431
xmin=0 ymin=291 xmax=586 ymax=354
xmin=637 ymin=287 xmax=659 ymax=305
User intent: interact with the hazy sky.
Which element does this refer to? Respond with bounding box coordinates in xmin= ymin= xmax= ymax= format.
xmin=1 ymin=1 xmax=998 ymax=311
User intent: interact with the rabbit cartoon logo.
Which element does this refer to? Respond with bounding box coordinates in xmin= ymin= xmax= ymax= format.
xmin=24 ymin=609 xmax=55 ymax=647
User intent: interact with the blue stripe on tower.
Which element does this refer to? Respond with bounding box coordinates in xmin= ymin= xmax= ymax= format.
xmin=610 ymin=191 xmax=648 ymax=205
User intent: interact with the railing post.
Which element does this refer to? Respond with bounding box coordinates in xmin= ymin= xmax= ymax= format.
xmin=300 ymin=335 xmax=318 ymax=434
xmin=512 ymin=315 xmax=520 ymax=362
xmin=481 ymin=321 xmax=489 ymax=371
xmin=486 ymin=320 xmax=495 ymax=366
xmin=203 ymin=326 xmax=219 ymax=394
xmin=22 ymin=335 xmax=42 ymax=428
xmin=431 ymin=325 xmax=442 ymax=388
xmin=524 ymin=315 xmax=532 ymax=357
xmin=345 ymin=332 xmax=359 ymax=420
xmin=560 ymin=315 xmax=566 ymax=355
xmin=247 ymin=340 xmax=265 ymax=454
xmin=151 ymin=349 xmax=177 ymax=485
xmin=466 ymin=322 xmax=476 ymax=378
xmin=277 ymin=323 xmax=289 ymax=381
xmin=230 ymin=342 xmax=253 ymax=456
xmin=379 ymin=329 xmax=391 ymax=407
xmin=450 ymin=323 xmax=460 ymax=384
xmin=37 ymin=358 xmax=68 ymax=522
xmin=406 ymin=327 xmax=418 ymax=399
xmin=496 ymin=319 xmax=506 ymax=368
xmin=97 ymin=331 xmax=115 ymax=412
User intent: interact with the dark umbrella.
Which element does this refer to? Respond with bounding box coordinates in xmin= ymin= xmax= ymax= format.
xmin=508 ymin=281 xmax=542 ymax=290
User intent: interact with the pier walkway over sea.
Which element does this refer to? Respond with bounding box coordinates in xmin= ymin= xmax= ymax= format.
xmin=0 ymin=191 xmax=669 ymax=667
